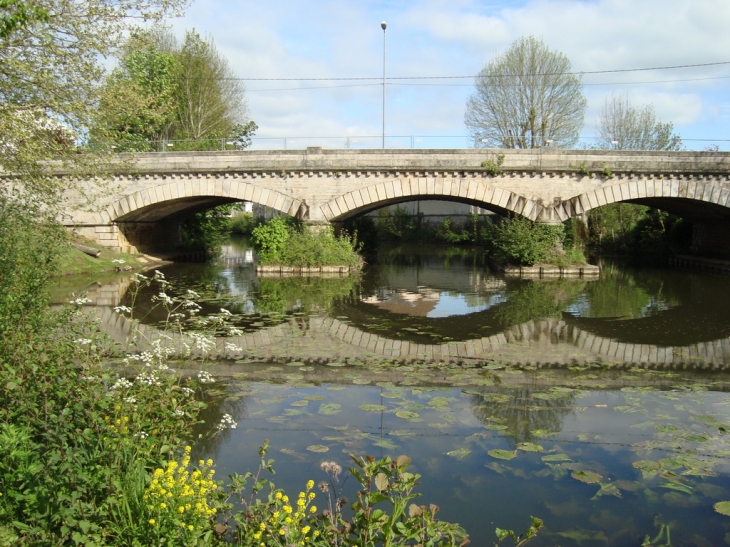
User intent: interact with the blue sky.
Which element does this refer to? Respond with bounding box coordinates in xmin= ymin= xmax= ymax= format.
xmin=170 ymin=0 xmax=730 ymax=150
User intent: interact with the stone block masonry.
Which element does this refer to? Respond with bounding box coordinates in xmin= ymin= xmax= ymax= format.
xmin=45 ymin=148 xmax=730 ymax=254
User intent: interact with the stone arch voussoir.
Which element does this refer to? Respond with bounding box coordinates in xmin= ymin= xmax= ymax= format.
xmin=106 ymin=179 xmax=304 ymax=222
xmin=319 ymin=178 xmax=539 ymax=222
xmin=565 ymin=177 xmax=729 ymax=219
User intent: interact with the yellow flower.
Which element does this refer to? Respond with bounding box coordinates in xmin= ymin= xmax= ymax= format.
xmin=308 ymin=492 xmax=315 ymax=500
xmin=148 ymin=519 xmax=155 ymax=525
xmin=206 ymin=459 xmax=213 ymax=466
xmin=278 ymin=528 xmax=286 ymax=536
xmin=185 ymin=446 xmax=192 ymax=453
xmin=313 ymin=530 xmax=320 ymax=537
xmin=275 ymin=492 xmax=283 ymax=500
xmin=160 ymin=503 xmax=166 ymax=509
xmin=310 ymin=506 xmax=317 ymax=513
xmin=302 ymin=526 xmax=311 ymax=535
xmin=306 ymin=480 xmax=314 ymax=490
xmin=282 ymin=495 xmax=289 ymax=503
xmin=178 ymin=506 xmax=185 ymax=513
xmin=188 ymin=525 xmax=194 ymax=531
xmin=283 ymin=505 xmax=292 ymax=514
xmin=253 ymin=532 xmax=261 ymax=539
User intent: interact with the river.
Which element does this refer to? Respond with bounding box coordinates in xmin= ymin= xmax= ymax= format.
xmin=55 ymin=238 xmax=730 ymax=546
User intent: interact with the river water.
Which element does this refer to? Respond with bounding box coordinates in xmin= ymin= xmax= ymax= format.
xmin=57 ymin=238 xmax=730 ymax=546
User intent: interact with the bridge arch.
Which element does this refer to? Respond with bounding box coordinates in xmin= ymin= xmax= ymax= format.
xmin=562 ymin=176 xmax=730 ymax=221
xmin=106 ymin=179 xmax=304 ymax=223
xmin=317 ymin=177 xmax=545 ymax=223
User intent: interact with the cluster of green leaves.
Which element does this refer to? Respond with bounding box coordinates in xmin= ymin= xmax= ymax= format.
xmin=213 ymin=444 xmax=475 ymax=547
xmin=586 ymin=203 xmax=692 ymax=256
xmin=180 ymin=203 xmax=236 ymax=253
xmin=0 ymin=208 xmax=209 ymax=544
xmin=229 ymin=212 xmax=262 ymax=236
xmin=92 ymin=28 xmax=255 ymax=151
xmin=490 ymin=216 xmax=566 ymax=266
xmin=252 ymin=218 xmax=362 ymax=268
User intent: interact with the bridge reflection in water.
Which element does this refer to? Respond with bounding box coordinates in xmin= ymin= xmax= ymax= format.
xmin=79 ymin=252 xmax=730 ymax=369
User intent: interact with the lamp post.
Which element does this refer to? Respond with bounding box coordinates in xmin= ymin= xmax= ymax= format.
xmin=381 ymin=21 xmax=386 ymax=149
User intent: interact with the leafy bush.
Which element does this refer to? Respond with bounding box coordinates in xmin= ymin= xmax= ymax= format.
xmin=253 ymin=220 xmax=362 ymax=268
xmin=491 ymin=216 xmax=565 ymax=266
xmin=251 ymin=217 xmax=291 ymax=257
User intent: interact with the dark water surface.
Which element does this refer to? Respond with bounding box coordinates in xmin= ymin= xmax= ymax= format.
xmin=55 ymin=240 xmax=730 ymax=545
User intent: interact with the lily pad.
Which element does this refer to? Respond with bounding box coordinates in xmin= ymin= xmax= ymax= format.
xmin=318 ymin=403 xmax=341 ymax=415
xmin=306 ymin=445 xmax=330 ymax=453
xmin=488 ymin=449 xmax=517 ymax=461
xmin=714 ymin=501 xmax=730 ymax=516
xmin=395 ymin=410 xmax=420 ymax=420
xmin=591 ymin=483 xmax=622 ymax=500
xmin=360 ymin=404 xmax=387 ymax=412
xmin=446 ymin=448 xmax=471 ymax=460
xmin=571 ymin=470 xmax=602 ymax=484
xmin=517 ymin=442 xmax=544 ymax=453
xmin=542 ymin=454 xmax=571 ymax=462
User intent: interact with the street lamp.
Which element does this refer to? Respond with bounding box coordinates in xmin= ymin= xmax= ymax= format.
xmin=381 ymin=21 xmax=386 ymax=149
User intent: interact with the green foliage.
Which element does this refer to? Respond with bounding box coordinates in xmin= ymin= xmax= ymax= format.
xmin=181 ymin=204 xmax=236 ymax=253
xmin=495 ymin=517 xmax=543 ymax=546
xmin=435 ymin=217 xmax=472 ymax=243
xmin=251 ymin=217 xmax=292 ymax=257
xmin=482 ymin=154 xmax=505 ymax=176
xmin=491 ymin=216 xmax=565 ymax=266
xmin=601 ymin=164 xmax=614 ymax=179
xmin=569 ymin=162 xmax=590 ymax=176
xmin=94 ymin=27 xmax=255 ymax=150
xmin=215 ymin=445 xmax=471 ymax=547
xmin=252 ymin=218 xmax=362 ymax=268
xmin=0 ymin=0 xmax=48 ymax=39
xmin=229 ymin=212 xmax=262 ymax=236
xmin=587 ymin=204 xmax=691 ymax=256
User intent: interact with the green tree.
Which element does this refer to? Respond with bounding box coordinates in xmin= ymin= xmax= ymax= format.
xmin=93 ymin=36 xmax=179 ymax=150
xmin=597 ymin=94 xmax=682 ymax=151
xmin=95 ymin=27 xmax=254 ymax=150
xmin=465 ymin=36 xmax=586 ymax=149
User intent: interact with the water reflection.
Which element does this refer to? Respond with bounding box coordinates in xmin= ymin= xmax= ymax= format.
xmin=60 ymin=242 xmax=730 ymax=367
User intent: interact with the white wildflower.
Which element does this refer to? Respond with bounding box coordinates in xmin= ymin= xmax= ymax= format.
xmin=111 ymin=259 xmax=126 ymax=264
xmin=227 ymin=327 xmax=243 ymax=336
xmin=75 ymin=338 xmax=92 ymax=346
xmin=69 ymin=296 xmax=92 ymax=306
xmin=113 ymin=305 xmax=132 ymax=314
xmin=135 ymin=431 xmax=149 ymax=439
xmin=220 ymin=308 xmax=232 ymax=316
xmin=181 ymin=387 xmax=195 ymax=396
xmin=225 ymin=342 xmax=242 ymax=353
xmin=217 ymin=413 xmax=237 ymax=430
xmin=173 ymin=409 xmax=185 ymax=417
xmin=123 ymin=396 xmax=136 ymax=404
xmin=197 ymin=370 xmax=215 ymax=384
xmin=110 ymin=378 xmax=133 ymax=391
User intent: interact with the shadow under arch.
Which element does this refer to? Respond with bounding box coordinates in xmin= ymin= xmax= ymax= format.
xmin=104 ymin=180 xmax=304 ymax=253
xmin=319 ymin=179 xmax=545 ymax=223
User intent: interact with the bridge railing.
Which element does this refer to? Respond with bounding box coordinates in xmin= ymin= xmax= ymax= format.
xmin=86 ymin=135 xmax=728 ymax=152
xmin=87 ymin=135 xmax=477 ymax=152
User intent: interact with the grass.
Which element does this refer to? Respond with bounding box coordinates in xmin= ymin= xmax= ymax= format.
xmin=54 ymin=233 xmax=152 ymax=276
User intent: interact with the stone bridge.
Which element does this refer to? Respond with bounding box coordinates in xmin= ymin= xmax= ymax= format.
xmin=60 ymin=148 xmax=730 ymax=254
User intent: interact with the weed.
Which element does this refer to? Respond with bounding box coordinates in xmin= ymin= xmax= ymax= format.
xmin=482 ymin=154 xmax=506 ymax=176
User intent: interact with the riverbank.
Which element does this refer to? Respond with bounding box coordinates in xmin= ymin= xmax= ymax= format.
xmin=55 ymin=234 xmax=171 ymax=276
